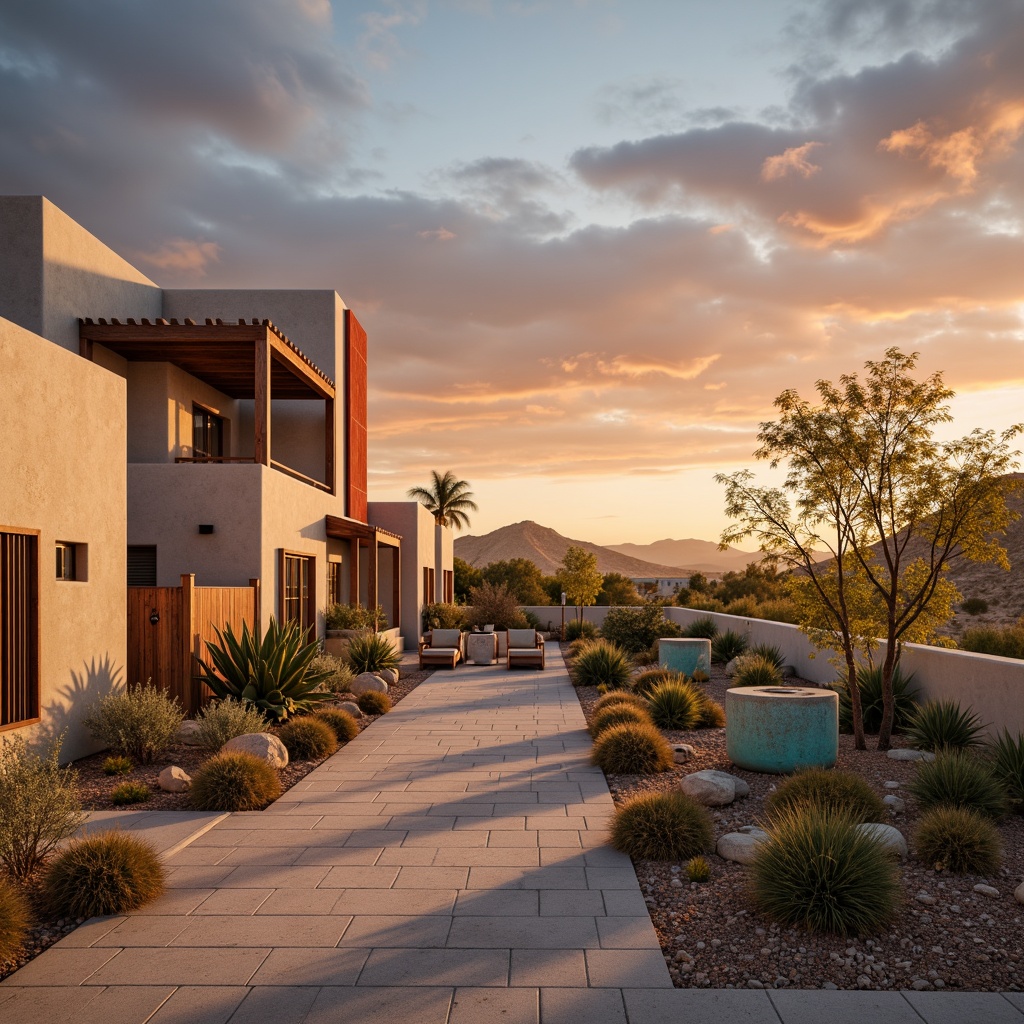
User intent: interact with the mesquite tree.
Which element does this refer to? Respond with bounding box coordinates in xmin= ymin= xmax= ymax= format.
xmin=718 ymin=348 xmax=1020 ymax=750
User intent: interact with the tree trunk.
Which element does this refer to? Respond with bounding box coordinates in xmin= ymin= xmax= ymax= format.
xmin=876 ymin=641 xmax=899 ymax=751
xmin=845 ymin=650 xmax=866 ymax=751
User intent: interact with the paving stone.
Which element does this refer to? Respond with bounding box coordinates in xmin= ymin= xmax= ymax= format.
xmin=540 ymin=988 xmax=627 ymax=1024
xmin=448 ymin=915 xmax=599 ymax=949
xmin=595 ymin=916 xmax=662 ymax=949
xmin=337 ymin=914 xmax=453 ymax=948
xmin=304 ymin=985 xmax=454 ymax=1024
xmin=624 ymin=989 xmax=780 ymax=1023
xmin=87 ymin=947 xmax=271 ymax=986
xmin=170 ymin=915 xmax=349 ymax=947
xmin=1 ymin=948 xmax=120 ymax=985
xmin=248 ymin=947 xmax=370 ymax=986
xmin=539 ymin=889 xmax=606 ymax=917
xmin=902 ymin=991 xmax=1024 ymax=1024
xmin=252 ymin=889 xmax=341 ymax=916
xmin=511 ymin=948 xmax=588 ymax=987
xmin=585 ymin=949 xmax=673 ymax=988
xmin=330 ymin=888 xmax=457 ymax=915
xmin=147 ymin=986 xmax=250 ymax=1024
xmin=768 ymin=990 xmax=926 ymax=1024
xmin=449 ymin=987 xmax=539 ymax=1024
xmin=360 ymin=948 xmax=511 ymax=987
xmin=227 ymin=985 xmax=320 ymax=1024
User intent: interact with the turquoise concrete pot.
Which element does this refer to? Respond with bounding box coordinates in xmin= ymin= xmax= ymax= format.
xmin=726 ymin=686 xmax=838 ymax=774
xmin=659 ymin=638 xmax=711 ymax=676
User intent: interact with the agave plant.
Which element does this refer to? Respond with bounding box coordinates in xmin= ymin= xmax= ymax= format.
xmin=836 ymin=663 xmax=919 ymax=735
xmin=196 ymin=618 xmax=334 ymax=722
xmin=346 ymin=633 xmax=402 ymax=675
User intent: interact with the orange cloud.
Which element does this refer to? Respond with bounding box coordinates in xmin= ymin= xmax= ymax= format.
xmin=135 ymin=237 xmax=221 ymax=276
xmin=760 ymin=142 xmax=823 ymax=182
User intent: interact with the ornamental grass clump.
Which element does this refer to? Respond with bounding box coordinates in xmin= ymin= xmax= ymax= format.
xmin=989 ymin=729 xmax=1024 ymax=806
xmin=357 ymin=690 xmax=392 ymax=715
xmin=278 ymin=717 xmax=338 ymax=761
xmin=695 ymin=694 xmax=726 ymax=728
xmin=0 ymin=735 xmax=85 ymax=880
xmin=84 ymin=681 xmax=183 ymax=764
xmin=592 ymin=722 xmax=675 ymax=775
xmin=646 ymin=680 xmax=702 ymax=731
xmin=914 ymin=805 xmax=1003 ymax=874
xmin=102 ymin=755 xmax=134 ymax=776
xmin=193 ymin=698 xmax=270 ymax=753
xmin=572 ymin=640 xmax=632 ymax=690
xmin=189 ymin=752 xmax=282 ymax=812
xmin=731 ymin=654 xmax=783 ymax=688
xmin=631 ymin=667 xmax=683 ymax=697
xmin=906 ymin=699 xmax=987 ymax=752
xmin=593 ymin=691 xmax=649 ymax=715
xmin=748 ymin=643 xmax=786 ymax=672
xmin=347 ymin=634 xmax=401 ymax=675
xmin=711 ymin=630 xmax=747 ymax=664
xmin=42 ymin=831 xmax=164 ymax=918
xmin=111 ymin=781 xmax=151 ymax=806
xmin=0 ymin=878 xmax=29 ymax=963
xmin=750 ymin=804 xmax=901 ymax=935
xmin=838 ymin=664 xmax=919 ymax=735
xmin=589 ymin=703 xmax=652 ymax=739
xmin=683 ymin=616 xmax=718 ymax=640
xmin=609 ymin=791 xmax=713 ymax=860
xmin=686 ymin=855 xmax=712 ymax=882
xmin=316 ymin=708 xmax=360 ymax=742
xmin=764 ymin=768 xmax=887 ymax=824
xmin=908 ymin=749 xmax=1006 ymax=819
xmin=564 ymin=619 xmax=598 ymax=642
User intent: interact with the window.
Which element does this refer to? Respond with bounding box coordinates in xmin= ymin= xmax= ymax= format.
xmin=423 ymin=566 xmax=435 ymax=603
xmin=327 ymin=558 xmax=344 ymax=606
xmin=442 ymin=569 xmax=454 ymax=603
xmin=192 ymin=405 xmax=224 ymax=459
xmin=280 ymin=551 xmax=315 ymax=638
xmin=127 ymin=546 xmax=157 ymax=587
xmin=1 ymin=529 xmax=40 ymax=730
xmin=56 ymin=541 xmax=87 ymax=581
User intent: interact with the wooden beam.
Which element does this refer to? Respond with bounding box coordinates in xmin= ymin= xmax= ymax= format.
xmin=368 ymin=532 xmax=378 ymax=620
xmin=392 ymin=544 xmax=401 ymax=638
xmin=249 ymin=577 xmax=262 ymax=632
xmin=269 ymin=331 xmax=335 ymax=399
xmin=180 ymin=574 xmax=196 ymax=714
xmin=254 ymin=334 xmax=270 ymax=466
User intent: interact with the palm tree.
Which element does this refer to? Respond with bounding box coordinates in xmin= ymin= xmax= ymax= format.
xmin=408 ymin=470 xmax=478 ymax=530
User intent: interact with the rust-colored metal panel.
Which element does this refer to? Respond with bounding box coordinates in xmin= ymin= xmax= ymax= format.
xmin=345 ymin=309 xmax=368 ymax=523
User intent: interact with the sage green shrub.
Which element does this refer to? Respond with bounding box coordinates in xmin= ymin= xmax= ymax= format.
xmin=84 ymin=681 xmax=183 ymax=763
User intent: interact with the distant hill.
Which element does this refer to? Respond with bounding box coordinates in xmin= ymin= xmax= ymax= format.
xmin=607 ymin=538 xmax=759 ymax=574
xmin=454 ymin=521 xmax=694 ymax=577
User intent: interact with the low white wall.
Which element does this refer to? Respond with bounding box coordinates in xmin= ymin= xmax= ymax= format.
xmin=523 ymin=603 xmax=1024 ymax=737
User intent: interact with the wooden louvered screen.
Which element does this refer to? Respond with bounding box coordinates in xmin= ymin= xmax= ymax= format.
xmin=0 ymin=529 xmax=40 ymax=730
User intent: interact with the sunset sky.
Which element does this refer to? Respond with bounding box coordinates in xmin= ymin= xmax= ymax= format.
xmin=2 ymin=1 xmax=1022 ymax=545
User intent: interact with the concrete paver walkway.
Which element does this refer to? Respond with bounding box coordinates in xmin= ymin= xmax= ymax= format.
xmin=2 ymin=647 xmax=1022 ymax=1023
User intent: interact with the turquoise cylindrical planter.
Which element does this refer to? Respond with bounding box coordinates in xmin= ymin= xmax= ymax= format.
xmin=726 ymin=686 xmax=838 ymax=773
xmin=659 ymin=638 xmax=711 ymax=677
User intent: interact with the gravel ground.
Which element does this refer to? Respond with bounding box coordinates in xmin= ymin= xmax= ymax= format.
xmin=570 ymin=648 xmax=1024 ymax=993
xmin=0 ymin=666 xmax=433 ymax=982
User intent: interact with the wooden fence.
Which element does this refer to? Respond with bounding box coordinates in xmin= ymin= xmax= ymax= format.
xmin=127 ymin=574 xmax=260 ymax=715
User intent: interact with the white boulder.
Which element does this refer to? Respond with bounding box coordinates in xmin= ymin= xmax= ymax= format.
xmin=887 ymin=748 xmax=935 ymax=762
xmin=338 ymin=701 xmax=363 ymax=718
xmin=379 ymin=667 xmax=399 ymax=686
xmin=222 ymin=732 xmax=289 ymax=768
xmin=672 ymin=744 xmax=695 ymax=765
xmin=855 ymin=822 xmax=908 ymax=860
xmin=351 ymin=672 xmax=389 ymax=696
xmin=158 ymin=765 xmax=191 ymax=793
xmin=717 ymin=828 xmax=769 ymax=865
xmin=974 ymin=884 xmax=1000 ymax=899
xmin=175 ymin=720 xmax=202 ymax=746
xmin=681 ymin=769 xmax=745 ymax=806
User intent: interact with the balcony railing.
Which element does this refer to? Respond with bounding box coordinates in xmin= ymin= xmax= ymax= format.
xmin=173 ymin=456 xmax=332 ymax=492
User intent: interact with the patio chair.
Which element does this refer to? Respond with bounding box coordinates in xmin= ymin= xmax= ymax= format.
xmin=418 ymin=628 xmax=464 ymax=670
xmin=506 ymin=628 xmax=545 ymax=670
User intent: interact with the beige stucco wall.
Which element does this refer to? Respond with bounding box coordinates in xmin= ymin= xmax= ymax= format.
xmin=0 ymin=317 xmax=127 ymax=762
xmin=435 ymin=524 xmax=454 ymax=601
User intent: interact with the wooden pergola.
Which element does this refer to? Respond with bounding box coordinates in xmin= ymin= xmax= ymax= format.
xmin=78 ymin=317 xmax=336 ymax=492
xmin=325 ymin=515 xmax=402 ymax=628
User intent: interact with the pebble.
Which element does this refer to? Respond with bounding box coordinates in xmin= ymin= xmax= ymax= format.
xmin=974 ymin=885 xmax=1000 ymax=899
xmin=887 ymin=748 xmax=935 ymax=762
xmin=1015 ymin=882 xmax=1024 ymax=906
xmin=916 ymin=894 xmax=937 ymax=906
xmin=883 ymin=795 xmax=906 ymax=813
xmin=884 ymin=781 xmax=901 ymax=790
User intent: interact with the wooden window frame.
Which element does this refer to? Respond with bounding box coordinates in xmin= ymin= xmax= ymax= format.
xmin=326 ymin=556 xmax=344 ymax=607
xmin=0 ymin=526 xmax=41 ymax=732
xmin=192 ymin=403 xmax=225 ymax=460
xmin=279 ymin=549 xmax=316 ymax=640
xmin=423 ymin=566 xmax=435 ymax=604
xmin=442 ymin=569 xmax=454 ymax=603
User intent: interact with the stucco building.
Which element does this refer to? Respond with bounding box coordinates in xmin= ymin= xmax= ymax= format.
xmin=0 ymin=195 xmax=451 ymax=758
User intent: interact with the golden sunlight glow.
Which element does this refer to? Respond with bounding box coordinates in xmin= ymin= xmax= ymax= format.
xmin=760 ymin=141 xmax=823 ymax=182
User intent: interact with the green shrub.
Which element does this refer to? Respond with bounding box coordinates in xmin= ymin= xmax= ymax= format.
xmin=102 ymin=755 xmax=134 ymax=776
xmin=84 ymin=681 xmax=183 ymax=764
xmin=960 ymin=597 xmax=989 ymax=616
xmin=190 ymin=752 xmax=282 ymax=812
xmin=277 ymin=717 xmax=338 ymax=760
xmin=633 ymin=642 xmax=661 ymax=667
xmin=631 ymin=667 xmax=683 ymax=696
xmin=686 ymin=855 xmax=711 ymax=882
xmin=764 ymin=768 xmax=887 ymax=823
xmin=600 ymin=605 xmax=681 ymax=655
xmin=523 ymin=609 xmax=542 ymax=630
xmin=748 ymin=643 xmax=785 ymax=672
xmin=422 ymin=602 xmax=467 ymax=630
xmin=42 ymin=831 xmax=164 ymax=918
xmin=609 ymin=790 xmax=713 ymax=860
xmin=906 ymin=699 xmax=986 ymax=752
xmin=722 ymin=597 xmax=759 ymax=618
xmin=0 ymin=735 xmax=85 ymax=880
xmin=989 ymin=729 xmax=1024 ymax=805
xmin=316 ymin=708 xmax=360 ymax=742
xmin=572 ymin=640 xmax=632 ymax=689
xmin=196 ymin=617 xmax=334 ymax=722
xmin=111 ymin=781 xmax=151 ymax=806
xmin=751 ymin=804 xmax=901 ymax=935
xmin=467 ymin=581 xmax=528 ymax=630
xmin=695 ymin=694 xmax=726 ymax=728
xmin=914 ymin=805 xmax=1002 ymax=874
xmin=564 ymin=619 xmax=599 ymax=642
xmin=193 ymin=698 xmax=270 ymax=753
xmin=346 ymin=634 xmax=401 ymax=675
xmin=593 ymin=691 xmax=649 ymax=715
xmin=959 ymin=619 xmax=1024 ymax=660
xmin=0 ymin=878 xmax=29 ymax=963
xmin=683 ymin=616 xmax=719 ymax=639
xmin=307 ymin=653 xmax=356 ymax=695
xmin=908 ymin=749 xmax=1006 ymax=819
xmin=357 ymin=690 xmax=392 ymax=715
xmin=711 ymin=630 xmax=747 ymax=664
xmin=748 ymin=599 xmax=801 ymax=625
xmin=326 ymin=603 xmax=387 ymax=630
xmin=646 ymin=680 xmax=702 ymax=730
xmin=592 ymin=722 xmax=675 ymax=775
xmin=838 ymin=664 xmax=919 ymax=735
xmin=589 ymin=703 xmax=651 ymax=738
xmin=731 ymin=654 xmax=783 ymax=687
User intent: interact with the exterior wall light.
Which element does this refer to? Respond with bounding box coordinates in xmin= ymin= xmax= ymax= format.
xmin=198 ymin=524 xmax=215 ymax=535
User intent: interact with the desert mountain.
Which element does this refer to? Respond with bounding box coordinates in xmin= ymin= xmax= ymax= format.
xmin=608 ymin=538 xmax=758 ymax=574
xmin=454 ymin=521 xmax=696 ymax=577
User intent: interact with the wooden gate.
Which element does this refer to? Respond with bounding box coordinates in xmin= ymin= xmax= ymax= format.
xmin=127 ymin=574 xmax=260 ymax=714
